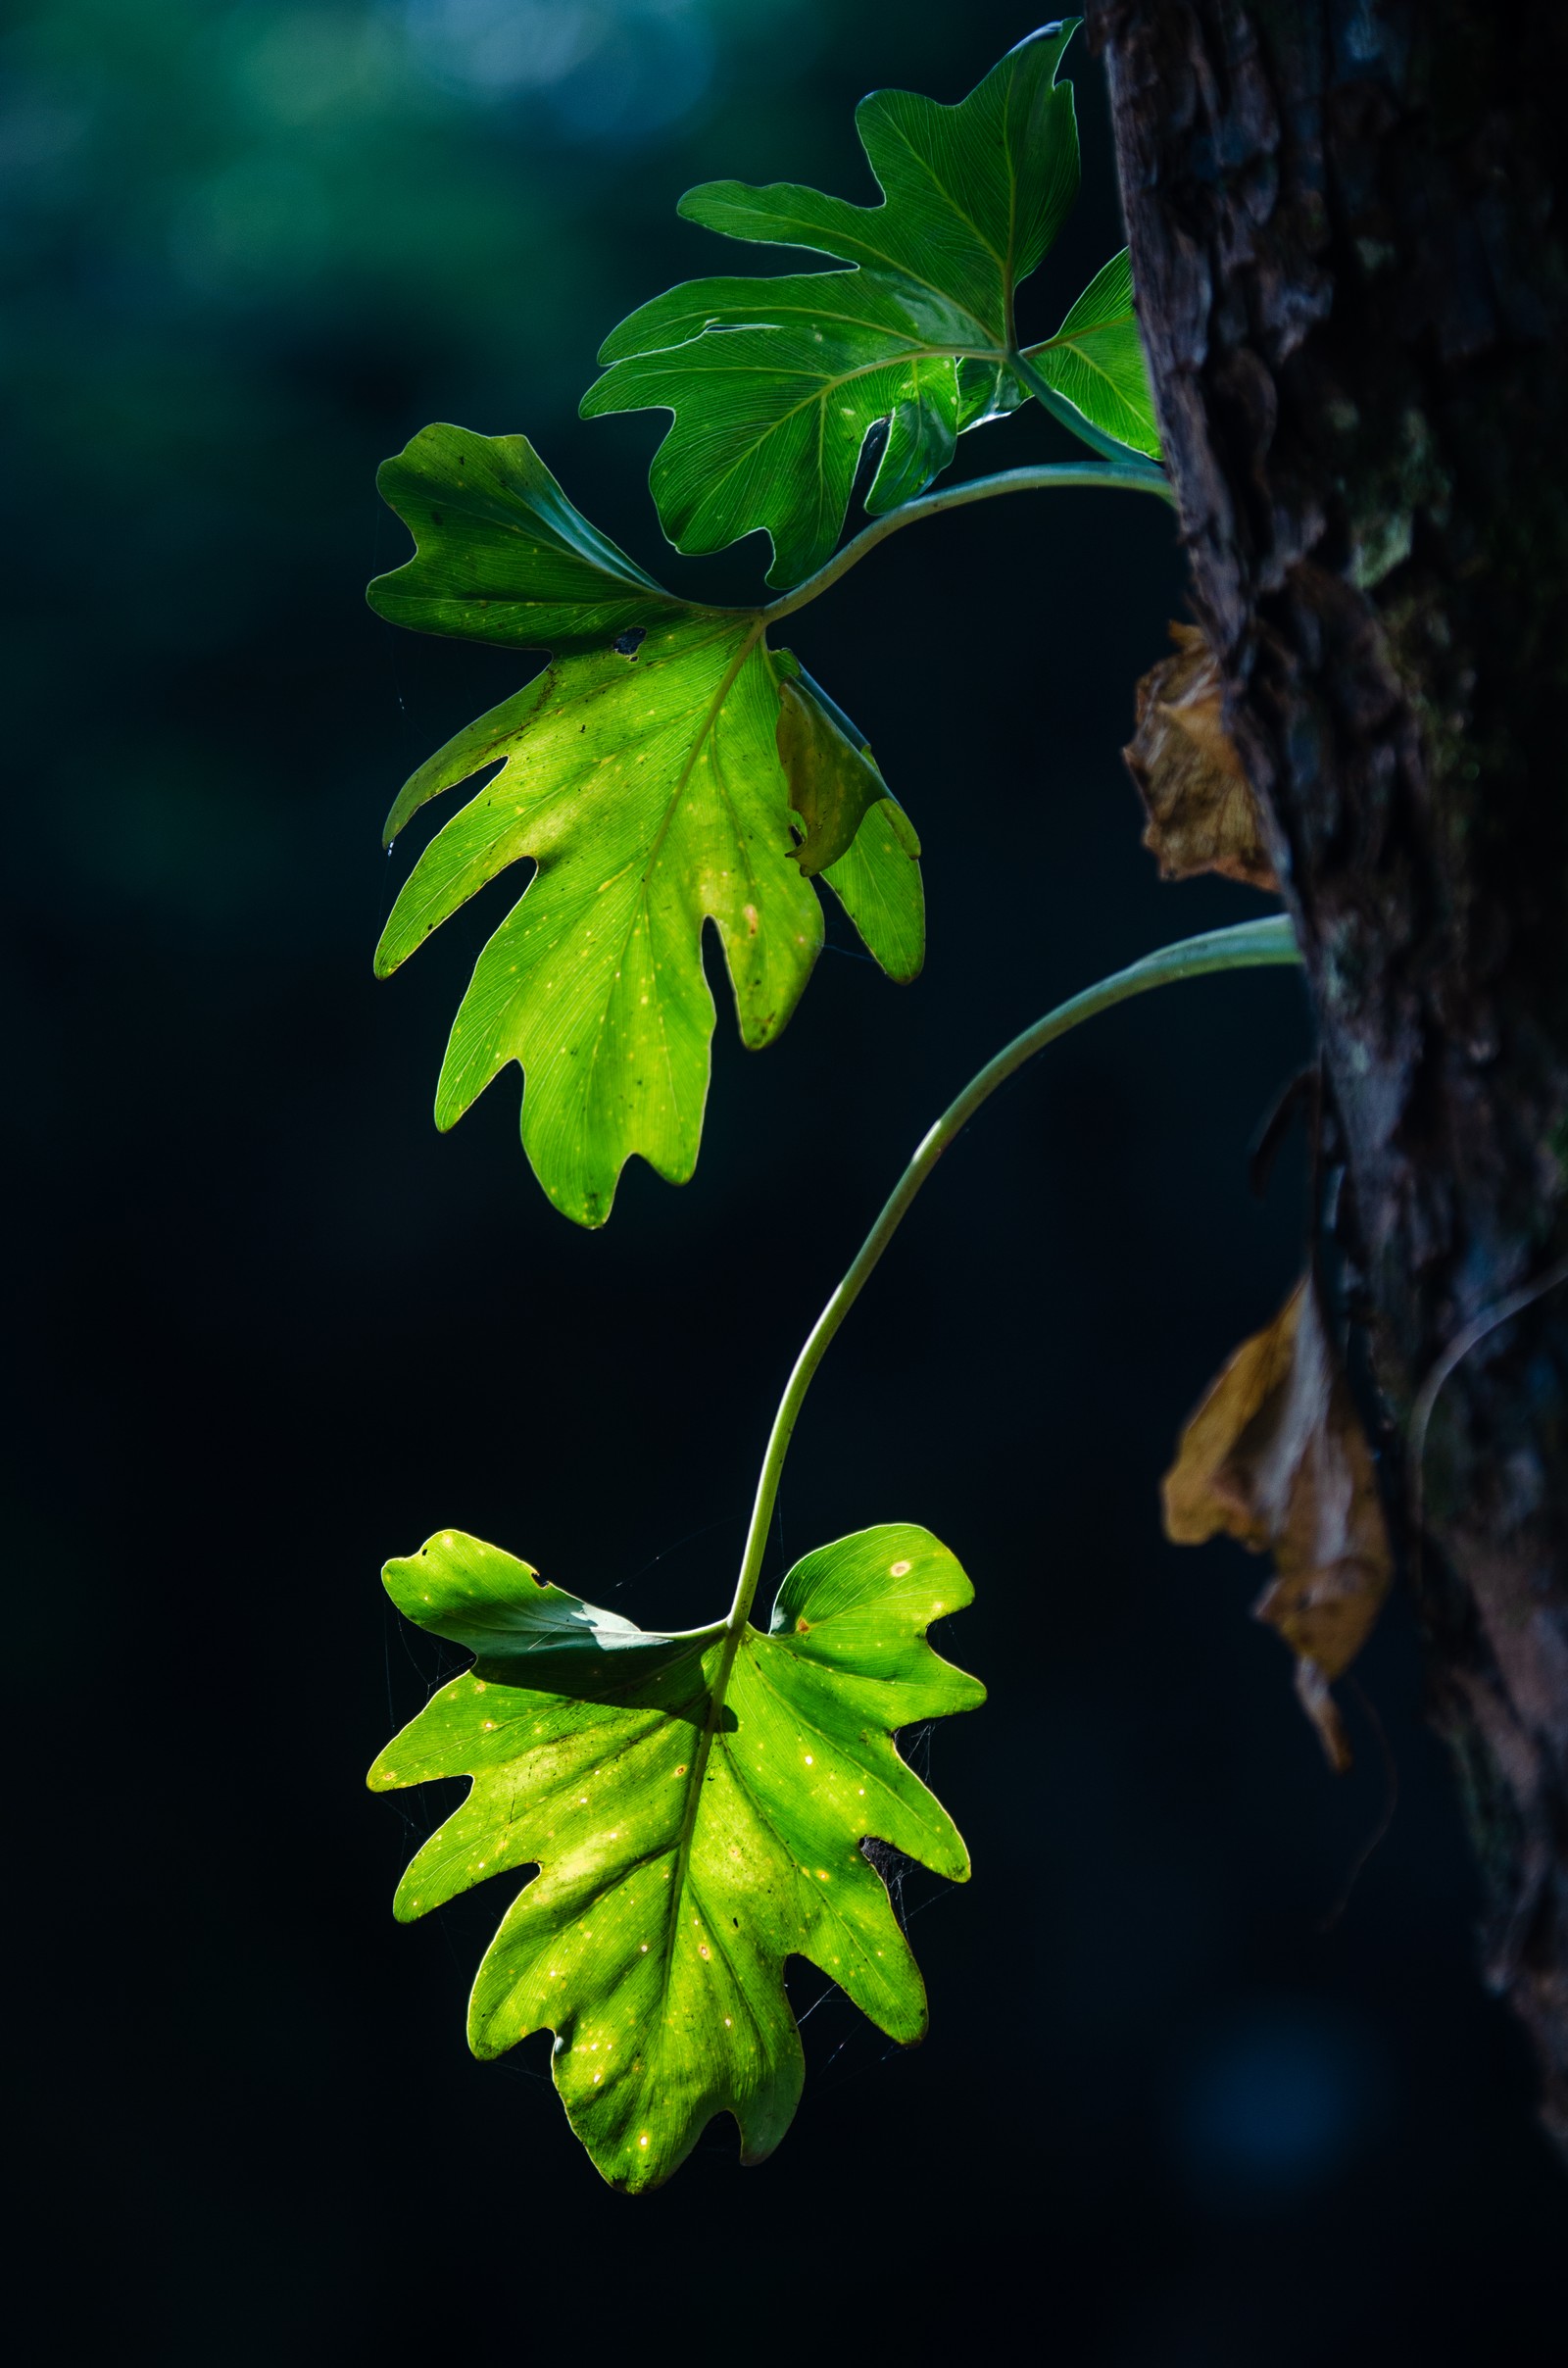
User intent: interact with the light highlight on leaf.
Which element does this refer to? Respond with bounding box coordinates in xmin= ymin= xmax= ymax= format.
xmin=1023 ymin=249 xmax=1160 ymax=462
xmin=370 ymin=1523 xmax=983 ymax=2191
xmin=369 ymin=420 xmax=679 ymax=653
xmin=369 ymin=424 xmax=922 ymax=1224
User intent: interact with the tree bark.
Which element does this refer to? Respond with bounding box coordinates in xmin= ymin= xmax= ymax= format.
xmin=1088 ymin=0 xmax=1568 ymax=2143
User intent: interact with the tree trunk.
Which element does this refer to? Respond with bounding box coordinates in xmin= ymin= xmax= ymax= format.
xmin=1088 ymin=0 xmax=1568 ymax=2143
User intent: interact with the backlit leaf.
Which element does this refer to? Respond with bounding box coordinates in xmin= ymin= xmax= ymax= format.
xmin=774 ymin=658 xmax=923 ymax=981
xmin=580 ymin=24 xmax=1085 ymax=584
xmin=774 ymin=655 xmax=916 ymax=876
xmin=1022 ymin=249 xmax=1160 ymax=462
xmin=369 ymin=424 xmax=922 ymax=1224
xmin=370 ymin=1522 xmax=984 ymax=2191
xmin=1163 ymin=1275 xmax=1393 ymax=1770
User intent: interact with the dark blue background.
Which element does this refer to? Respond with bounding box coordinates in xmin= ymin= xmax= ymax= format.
xmin=11 ymin=2 xmax=1565 ymax=2357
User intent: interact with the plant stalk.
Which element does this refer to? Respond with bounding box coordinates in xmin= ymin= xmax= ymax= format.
xmin=720 ymin=917 xmax=1300 ymax=1641
xmin=760 ymin=457 xmax=1174 ymax=626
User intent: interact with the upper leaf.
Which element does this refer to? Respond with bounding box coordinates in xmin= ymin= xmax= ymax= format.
xmin=369 ymin=425 xmax=923 ymax=1226
xmin=580 ymin=23 xmax=1083 ymax=585
xmin=370 ymin=1522 xmax=984 ymax=2191
xmin=1022 ymin=249 xmax=1160 ymax=461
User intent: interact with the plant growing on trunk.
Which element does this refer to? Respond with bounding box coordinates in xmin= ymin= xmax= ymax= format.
xmin=361 ymin=20 xmax=1409 ymax=2195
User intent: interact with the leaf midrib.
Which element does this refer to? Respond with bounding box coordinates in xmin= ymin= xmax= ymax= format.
xmin=638 ymin=1623 xmax=908 ymax=2112
xmin=877 ymin=112 xmax=1010 ymax=320
xmin=390 ymin=619 xmax=745 ymax=958
xmin=572 ymin=619 xmax=767 ymax=1144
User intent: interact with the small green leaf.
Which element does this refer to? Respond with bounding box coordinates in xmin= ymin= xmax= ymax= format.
xmin=369 ymin=425 xmax=922 ymax=1224
xmin=774 ymin=658 xmax=923 ymax=980
xmin=1022 ymin=249 xmax=1160 ymax=461
xmin=369 ymin=421 xmax=679 ymax=651
xmin=820 ymin=800 xmax=926 ymax=988
xmin=775 ymin=658 xmax=896 ymax=875
xmin=581 ymin=24 xmax=1083 ymax=584
xmin=371 ymin=1523 xmax=983 ymax=2192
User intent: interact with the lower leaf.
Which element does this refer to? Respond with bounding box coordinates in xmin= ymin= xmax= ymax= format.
xmin=370 ymin=1522 xmax=983 ymax=2190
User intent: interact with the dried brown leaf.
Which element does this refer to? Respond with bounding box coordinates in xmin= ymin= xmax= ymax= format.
xmin=1125 ymin=621 xmax=1278 ymax=892
xmin=1162 ymin=1276 xmax=1393 ymax=1771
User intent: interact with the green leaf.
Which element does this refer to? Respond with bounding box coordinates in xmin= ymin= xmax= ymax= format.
xmin=370 ymin=1522 xmax=983 ymax=2192
xmin=369 ymin=425 xmax=922 ymax=1225
xmin=1022 ymin=250 xmax=1160 ymax=461
xmin=369 ymin=420 xmax=681 ymax=652
xmin=580 ymin=24 xmax=1083 ymax=585
xmin=819 ymin=800 xmax=926 ymax=988
xmin=774 ymin=655 xmax=923 ymax=980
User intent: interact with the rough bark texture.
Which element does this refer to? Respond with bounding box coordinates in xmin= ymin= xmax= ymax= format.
xmin=1088 ymin=0 xmax=1568 ymax=2142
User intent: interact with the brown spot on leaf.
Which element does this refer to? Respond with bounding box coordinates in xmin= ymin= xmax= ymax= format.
xmin=1125 ymin=622 xmax=1278 ymax=891
xmin=1162 ymin=1274 xmax=1392 ymax=1771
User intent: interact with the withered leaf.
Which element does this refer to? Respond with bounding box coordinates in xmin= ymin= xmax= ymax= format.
xmin=1162 ymin=1275 xmax=1393 ymax=1771
xmin=1125 ymin=621 xmax=1278 ymax=892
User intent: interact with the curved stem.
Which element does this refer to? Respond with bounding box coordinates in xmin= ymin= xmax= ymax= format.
xmin=721 ymin=916 xmax=1300 ymax=1641
xmin=1005 ymin=346 xmax=1169 ymax=476
xmin=760 ymin=458 xmax=1174 ymax=626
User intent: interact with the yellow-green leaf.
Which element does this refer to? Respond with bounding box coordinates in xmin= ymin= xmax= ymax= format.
xmin=371 ymin=1522 xmax=983 ymax=2191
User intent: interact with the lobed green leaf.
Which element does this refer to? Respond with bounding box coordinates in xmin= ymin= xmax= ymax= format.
xmin=581 ymin=23 xmax=1084 ymax=584
xmin=369 ymin=425 xmax=922 ymax=1224
xmin=1023 ymin=249 xmax=1160 ymax=461
xmin=371 ymin=1523 xmax=983 ymax=2191
xmin=369 ymin=422 xmax=680 ymax=650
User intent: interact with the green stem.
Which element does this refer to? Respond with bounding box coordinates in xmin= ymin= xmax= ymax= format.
xmin=1007 ymin=346 xmax=1169 ymax=479
xmin=721 ymin=916 xmax=1299 ymax=1641
xmin=760 ymin=458 xmax=1174 ymax=626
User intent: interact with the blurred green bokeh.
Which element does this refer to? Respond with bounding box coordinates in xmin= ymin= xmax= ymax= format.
xmin=6 ymin=0 xmax=1102 ymax=946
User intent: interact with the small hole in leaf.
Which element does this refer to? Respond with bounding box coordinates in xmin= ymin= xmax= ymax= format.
xmin=612 ymin=627 xmax=646 ymax=658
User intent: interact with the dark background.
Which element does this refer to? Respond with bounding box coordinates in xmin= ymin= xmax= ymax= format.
xmin=11 ymin=2 xmax=1567 ymax=2359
